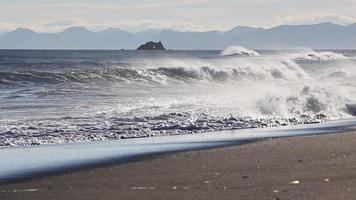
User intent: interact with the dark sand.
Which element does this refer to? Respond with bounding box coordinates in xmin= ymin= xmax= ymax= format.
xmin=2 ymin=131 xmax=356 ymax=200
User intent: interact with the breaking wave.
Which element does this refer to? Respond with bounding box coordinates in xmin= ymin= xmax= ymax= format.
xmin=290 ymin=50 xmax=347 ymax=61
xmin=1 ymin=48 xmax=356 ymax=147
xmin=220 ymin=46 xmax=260 ymax=56
xmin=0 ymin=59 xmax=307 ymax=85
xmin=0 ymin=113 xmax=318 ymax=146
xmin=0 ymin=65 xmax=304 ymax=86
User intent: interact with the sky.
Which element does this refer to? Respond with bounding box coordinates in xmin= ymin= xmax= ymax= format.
xmin=0 ymin=0 xmax=356 ymax=32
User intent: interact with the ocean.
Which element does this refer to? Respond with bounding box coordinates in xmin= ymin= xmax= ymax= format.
xmin=0 ymin=47 xmax=355 ymax=146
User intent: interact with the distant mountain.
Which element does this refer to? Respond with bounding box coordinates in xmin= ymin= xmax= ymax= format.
xmin=0 ymin=23 xmax=356 ymax=49
xmin=225 ymin=26 xmax=265 ymax=36
xmin=0 ymin=27 xmax=145 ymax=49
xmin=231 ymin=22 xmax=354 ymax=49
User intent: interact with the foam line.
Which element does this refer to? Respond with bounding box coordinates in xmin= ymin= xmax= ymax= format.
xmin=1 ymin=119 xmax=356 ymax=183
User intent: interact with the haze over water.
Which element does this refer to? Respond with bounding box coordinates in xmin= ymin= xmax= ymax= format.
xmin=1 ymin=48 xmax=356 ymax=146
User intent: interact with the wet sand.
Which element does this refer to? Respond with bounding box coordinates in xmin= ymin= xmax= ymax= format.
xmin=2 ymin=131 xmax=356 ymax=200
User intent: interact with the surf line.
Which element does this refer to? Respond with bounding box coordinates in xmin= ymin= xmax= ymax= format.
xmin=0 ymin=119 xmax=356 ymax=183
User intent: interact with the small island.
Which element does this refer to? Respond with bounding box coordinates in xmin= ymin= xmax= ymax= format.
xmin=136 ymin=41 xmax=166 ymax=50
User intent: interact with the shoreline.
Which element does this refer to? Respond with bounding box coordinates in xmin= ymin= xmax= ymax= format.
xmin=2 ymin=130 xmax=356 ymax=199
xmin=1 ymin=119 xmax=356 ymax=184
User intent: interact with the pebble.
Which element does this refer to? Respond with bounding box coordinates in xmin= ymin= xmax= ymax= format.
xmin=289 ymin=180 xmax=300 ymax=185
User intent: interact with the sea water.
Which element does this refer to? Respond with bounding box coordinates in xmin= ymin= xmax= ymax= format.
xmin=0 ymin=48 xmax=355 ymax=146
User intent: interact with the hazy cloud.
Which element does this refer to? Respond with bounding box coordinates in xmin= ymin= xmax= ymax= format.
xmin=273 ymin=13 xmax=356 ymax=25
xmin=0 ymin=0 xmax=355 ymax=32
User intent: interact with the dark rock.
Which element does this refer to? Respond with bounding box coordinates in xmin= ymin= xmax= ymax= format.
xmin=136 ymin=41 xmax=166 ymax=50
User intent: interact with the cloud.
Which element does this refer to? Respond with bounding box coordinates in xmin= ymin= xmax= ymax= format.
xmin=0 ymin=0 xmax=356 ymax=32
xmin=0 ymin=18 xmax=206 ymax=33
xmin=0 ymin=0 xmax=214 ymax=32
xmin=0 ymin=0 xmax=207 ymax=11
xmin=0 ymin=19 xmax=88 ymax=32
xmin=273 ymin=13 xmax=356 ymax=26
xmin=46 ymin=19 xmax=83 ymax=27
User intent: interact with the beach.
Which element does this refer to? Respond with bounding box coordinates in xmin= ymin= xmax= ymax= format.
xmin=2 ymin=130 xmax=356 ymax=200
xmin=1 ymin=2 xmax=356 ymax=200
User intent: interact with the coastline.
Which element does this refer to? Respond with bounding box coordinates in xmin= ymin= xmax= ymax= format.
xmin=2 ymin=130 xmax=356 ymax=199
xmin=1 ymin=119 xmax=356 ymax=184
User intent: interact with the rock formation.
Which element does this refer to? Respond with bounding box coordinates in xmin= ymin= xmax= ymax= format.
xmin=136 ymin=41 xmax=166 ymax=50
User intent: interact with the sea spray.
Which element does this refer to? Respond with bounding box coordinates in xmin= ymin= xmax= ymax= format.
xmin=0 ymin=49 xmax=355 ymax=146
xmin=289 ymin=49 xmax=347 ymax=61
xmin=220 ymin=46 xmax=260 ymax=56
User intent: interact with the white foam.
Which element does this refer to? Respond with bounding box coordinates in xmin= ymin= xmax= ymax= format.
xmin=1 ymin=119 xmax=355 ymax=183
xmin=2 ymin=50 xmax=356 ymax=147
xmin=290 ymin=49 xmax=347 ymax=61
xmin=220 ymin=46 xmax=260 ymax=56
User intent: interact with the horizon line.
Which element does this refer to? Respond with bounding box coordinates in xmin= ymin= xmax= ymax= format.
xmin=2 ymin=21 xmax=356 ymax=34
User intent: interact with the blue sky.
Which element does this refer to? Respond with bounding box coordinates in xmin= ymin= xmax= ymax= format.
xmin=0 ymin=0 xmax=355 ymax=32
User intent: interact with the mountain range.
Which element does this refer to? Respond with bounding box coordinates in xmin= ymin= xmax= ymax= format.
xmin=0 ymin=22 xmax=356 ymax=50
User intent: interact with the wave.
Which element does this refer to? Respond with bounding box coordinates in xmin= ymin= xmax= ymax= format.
xmin=0 ymin=69 xmax=162 ymax=85
xmin=0 ymin=112 xmax=320 ymax=146
xmin=1 ymin=48 xmax=351 ymax=86
xmin=220 ymin=46 xmax=260 ymax=56
xmin=1 ymin=49 xmax=356 ymax=147
xmin=1 ymin=52 xmax=355 ymax=122
xmin=320 ymin=70 xmax=351 ymax=80
xmin=290 ymin=50 xmax=347 ymax=61
xmin=0 ymin=60 xmax=308 ymax=85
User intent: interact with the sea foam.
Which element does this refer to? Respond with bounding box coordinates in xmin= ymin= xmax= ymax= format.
xmin=220 ymin=46 xmax=260 ymax=56
xmin=0 ymin=48 xmax=355 ymax=147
